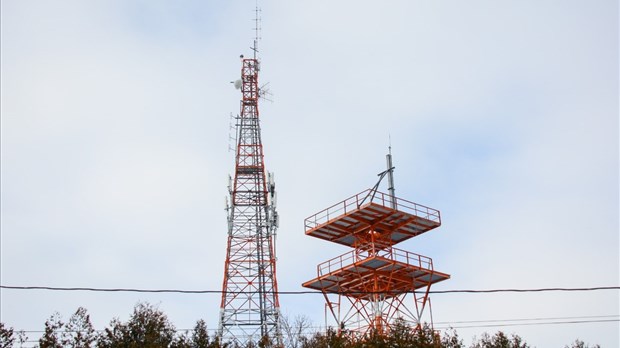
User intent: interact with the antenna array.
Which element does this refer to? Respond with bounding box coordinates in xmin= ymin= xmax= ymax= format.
xmin=252 ymin=3 xmax=262 ymax=59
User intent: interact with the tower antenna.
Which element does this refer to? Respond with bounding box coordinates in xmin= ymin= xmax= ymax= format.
xmin=218 ymin=1 xmax=282 ymax=346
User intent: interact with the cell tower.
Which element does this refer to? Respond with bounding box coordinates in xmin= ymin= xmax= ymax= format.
xmin=218 ymin=6 xmax=282 ymax=346
xmin=302 ymin=150 xmax=449 ymax=336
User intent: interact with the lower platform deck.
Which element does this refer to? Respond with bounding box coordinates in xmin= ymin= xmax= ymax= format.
xmin=302 ymin=247 xmax=450 ymax=300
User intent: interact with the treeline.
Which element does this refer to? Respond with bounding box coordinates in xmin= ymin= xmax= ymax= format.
xmin=0 ymin=302 xmax=600 ymax=348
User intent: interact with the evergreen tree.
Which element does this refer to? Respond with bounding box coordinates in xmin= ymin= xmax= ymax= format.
xmin=190 ymin=320 xmax=213 ymax=348
xmin=97 ymin=302 xmax=176 ymax=348
xmin=301 ymin=327 xmax=349 ymax=348
xmin=171 ymin=331 xmax=190 ymax=348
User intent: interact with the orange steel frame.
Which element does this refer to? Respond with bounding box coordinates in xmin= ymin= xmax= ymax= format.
xmin=218 ymin=58 xmax=282 ymax=346
xmin=302 ymin=189 xmax=449 ymax=336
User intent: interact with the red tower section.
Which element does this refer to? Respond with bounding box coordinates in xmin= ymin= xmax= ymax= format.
xmin=302 ymin=163 xmax=449 ymax=336
xmin=219 ymin=58 xmax=282 ymax=346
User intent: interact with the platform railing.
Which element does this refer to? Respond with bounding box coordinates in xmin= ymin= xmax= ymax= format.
xmin=317 ymin=247 xmax=434 ymax=277
xmin=305 ymin=189 xmax=441 ymax=232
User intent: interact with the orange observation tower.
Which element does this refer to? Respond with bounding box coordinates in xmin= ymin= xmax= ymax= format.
xmin=302 ymin=149 xmax=450 ymax=336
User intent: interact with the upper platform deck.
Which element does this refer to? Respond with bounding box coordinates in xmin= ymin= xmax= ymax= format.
xmin=305 ymin=189 xmax=441 ymax=248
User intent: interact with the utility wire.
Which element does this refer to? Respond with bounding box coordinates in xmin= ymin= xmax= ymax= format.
xmin=434 ymin=314 xmax=620 ymax=325
xmin=434 ymin=319 xmax=619 ymax=330
xmin=1 ymin=285 xmax=618 ymax=294
xmin=16 ymin=315 xmax=620 ymax=333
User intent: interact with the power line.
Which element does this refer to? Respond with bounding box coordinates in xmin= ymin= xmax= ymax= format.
xmin=16 ymin=315 xmax=620 ymax=333
xmin=0 ymin=285 xmax=217 ymax=294
xmin=434 ymin=314 xmax=620 ymax=325
xmin=1 ymin=285 xmax=618 ymax=294
xmin=429 ymin=286 xmax=620 ymax=294
xmin=434 ymin=319 xmax=619 ymax=330
xmin=4 ymin=284 xmax=616 ymax=348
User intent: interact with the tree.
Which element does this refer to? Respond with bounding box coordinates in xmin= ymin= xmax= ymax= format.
xmin=297 ymin=320 xmax=447 ymax=348
xmin=190 ymin=320 xmax=216 ymax=348
xmin=410 ymin=323 xmax=441 ymax=348
xmin=301 ymin=327 xmax=349 ymax=348
xmin=15 ymin=330 xmax=28 ymax=348
xmin=171 ymin=331 xmax=190 ymax=348
xmin=280 ymin=315 xmax=311 ymax=348
xmin=386 ymin=319 xmax=417 ymax=347
xmin=38 ymin=313 xmax=64 ymax=348
xmin=0 ymin=323 xmax=16 ymax=348
xmin=470 ymin=332 xmax=529 ymax=348
xmin=171 ymin=320 xmax=218 ymax=348
xmin=564 ymin=339 xmax=601 ymax=348
xmin=440 ymin=328 xmax=463 ymax=348
xmin=62 ymin=307 xmax=96 ymax=348
xmin=97 ymin=302 xmax=176 ymax=348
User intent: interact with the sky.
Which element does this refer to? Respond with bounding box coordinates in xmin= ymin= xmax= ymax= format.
xmin=1 ymin=0 xmax=618 ymax=347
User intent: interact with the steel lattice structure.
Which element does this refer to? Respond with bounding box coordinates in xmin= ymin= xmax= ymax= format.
xmin=302 ymin=156 xmax=449 ymax=337
xmin=218 ymin=58 xmax=282 ymax=347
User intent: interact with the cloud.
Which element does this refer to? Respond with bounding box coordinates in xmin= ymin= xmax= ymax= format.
xmin=1 ymin=1 xmax=617 ymax=347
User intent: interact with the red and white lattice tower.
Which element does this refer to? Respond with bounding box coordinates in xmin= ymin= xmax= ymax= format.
xmin=218 ymin=48 xmax=282 ymax=345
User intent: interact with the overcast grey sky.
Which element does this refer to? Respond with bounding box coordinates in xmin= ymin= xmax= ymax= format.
xmin=1 ymin=1 xmax=618 ymax=347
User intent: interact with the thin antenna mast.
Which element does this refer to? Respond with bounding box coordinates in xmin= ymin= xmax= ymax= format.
xmin=252 ymin=2 xmax=261 ymax=60
xmin=386 ymin=140 xmax=397 ymax=209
